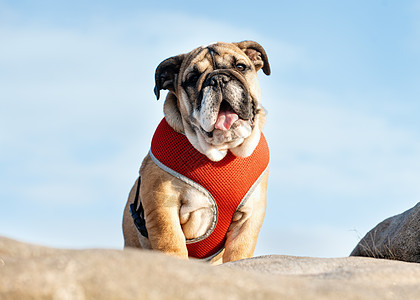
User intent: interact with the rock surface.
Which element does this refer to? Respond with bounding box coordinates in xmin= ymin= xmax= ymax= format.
xmin=1 ymin=236 xmax=420 ymax=299
xmin=351 ymin=202 xmax=420 ymax=263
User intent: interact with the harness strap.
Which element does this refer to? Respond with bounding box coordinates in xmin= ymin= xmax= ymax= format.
xmin=129 ymin=177 xmax=149 ymax=238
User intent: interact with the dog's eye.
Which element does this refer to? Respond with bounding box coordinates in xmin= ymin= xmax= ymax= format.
xmin=185 ymin=73 xmax=200 ymax=85
xmin=236 ymin=63 xmax=247 ymax=72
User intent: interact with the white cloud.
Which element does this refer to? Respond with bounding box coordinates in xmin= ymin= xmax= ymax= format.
xmin=255 ymin=225 xmax=359 ymax=258
xmin=264 ymin=87 xmax=420 ymax=200
xmin=1 ymin=5 xmax=419 ymax=259
xmin=0 ymin=9 xmax=271 ymax=249
xmin=259 ymin=86 xmax=420 ymax=257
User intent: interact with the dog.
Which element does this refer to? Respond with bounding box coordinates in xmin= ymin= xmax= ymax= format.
xmin=122 ymin=41 xmax=271 ymax=264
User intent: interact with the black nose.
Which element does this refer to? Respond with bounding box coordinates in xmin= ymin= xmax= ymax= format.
xmin=209 ymin=74 xmax=231 ymax=87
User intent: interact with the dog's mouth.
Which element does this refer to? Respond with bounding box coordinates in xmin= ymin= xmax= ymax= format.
xmin=196 ymin=75 xmax=255 ymax=139
xmin=202 ymin=99 xmax=254 ymax=139
xmin=214 ymin=100 xmax=239 ymax=131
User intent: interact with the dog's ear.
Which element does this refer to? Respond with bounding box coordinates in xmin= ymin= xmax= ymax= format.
xmin=154 ymin=54 xmax=186 ymax=100
xmin=234 ymin=41 xmax=271 ymax=76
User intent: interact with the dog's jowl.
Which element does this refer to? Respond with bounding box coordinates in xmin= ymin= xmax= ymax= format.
xmin=122 ymin=41 xmax=271 ymax=264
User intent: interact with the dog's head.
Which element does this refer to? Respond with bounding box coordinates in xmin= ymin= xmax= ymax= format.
xmin=154 ymin=41 xmax=270 ymax=161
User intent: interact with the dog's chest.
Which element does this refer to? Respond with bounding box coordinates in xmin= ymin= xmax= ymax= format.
xmin=149 ymin=118 xmax=269 ymax=259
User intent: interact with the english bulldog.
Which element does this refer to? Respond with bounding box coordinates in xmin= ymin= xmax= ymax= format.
xmin=122 ymin=41 xmax=271 ymax=264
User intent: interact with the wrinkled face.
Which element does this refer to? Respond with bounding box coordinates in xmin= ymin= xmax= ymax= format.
xmin=155 ymin=41 xmax=270 ymax=161
xmin=177 ymin=43 xmax=262 ymax=148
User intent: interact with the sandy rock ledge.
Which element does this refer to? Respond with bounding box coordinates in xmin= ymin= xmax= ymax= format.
xmin=1 ymin=236 xmax=420 ymax=300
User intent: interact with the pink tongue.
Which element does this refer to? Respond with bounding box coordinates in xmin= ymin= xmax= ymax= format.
xmin=214 ymin=110 xmax=239 ymax=131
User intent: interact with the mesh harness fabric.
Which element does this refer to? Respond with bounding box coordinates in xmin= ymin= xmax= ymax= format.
xmin=131 ymin=118 xmax=269 ymax=259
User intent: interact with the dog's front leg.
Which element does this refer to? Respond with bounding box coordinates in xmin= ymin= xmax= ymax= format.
xmin=140 ymin=158 xmax=188 ymax=258
xmin=223 ymin=172 xmax=268 ymax=263
xmin=144 ymin=202 xmax=188 ymax=258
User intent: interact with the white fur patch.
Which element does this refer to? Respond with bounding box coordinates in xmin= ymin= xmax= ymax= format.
xmin=199 ymin=87 xmax=218 ymax=132
xmin=180 ymin=188 xmax=215 ymax=240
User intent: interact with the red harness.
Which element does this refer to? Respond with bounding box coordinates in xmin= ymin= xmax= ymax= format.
xmin=149 ymin=118 xmax=269 ymax=259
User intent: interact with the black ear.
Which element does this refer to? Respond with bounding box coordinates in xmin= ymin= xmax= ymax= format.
xmin=154 ymin=54 xmax=185 ymax=100
xmin=234 ymin=40 xmax=271 ymax=75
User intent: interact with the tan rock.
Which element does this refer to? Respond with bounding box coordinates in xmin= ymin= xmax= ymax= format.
xmin=1 ymin=236 xmax=420 ymax=299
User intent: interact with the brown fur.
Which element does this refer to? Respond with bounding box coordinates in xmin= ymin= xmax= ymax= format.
xmin=122 ymin=41 xmax=270 ymax=264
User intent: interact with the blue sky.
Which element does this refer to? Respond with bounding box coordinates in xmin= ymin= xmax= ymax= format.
xmin=1 ymin=0 xmax=419 ymax=258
